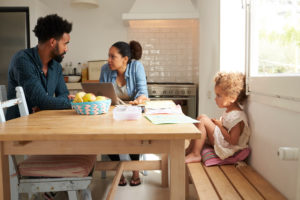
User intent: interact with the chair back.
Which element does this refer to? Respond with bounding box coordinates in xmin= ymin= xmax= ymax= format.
xmin=0 ymin=86 xmax=29 ymax=199
xmin=0 ymin=86 xmax=29 ymax=122
xmin=0 ymin=85 xmax=7 ymax=101
xmin=0 ymin=85 xmax=7 ymax=116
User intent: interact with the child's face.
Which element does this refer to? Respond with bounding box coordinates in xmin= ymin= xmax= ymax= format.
xmin=214 ymin=86 xmax=236 ymax=108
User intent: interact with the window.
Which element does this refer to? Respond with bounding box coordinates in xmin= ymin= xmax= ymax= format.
xmin=247 ymin=0 xmax=300 ymax=108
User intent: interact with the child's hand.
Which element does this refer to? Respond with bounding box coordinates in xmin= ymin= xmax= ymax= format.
xmin=211 ymin=118 xmax=222 ymax=127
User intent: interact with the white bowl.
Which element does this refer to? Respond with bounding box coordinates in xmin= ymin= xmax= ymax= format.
xmin=67 ymin=75 xmax=81 ymax=83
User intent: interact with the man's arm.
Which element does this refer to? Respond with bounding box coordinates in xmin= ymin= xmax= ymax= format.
xmin=55 ymin=66 xmax=70 ymax=99
xmin=13 ymin=56 xmax=71 ymax=110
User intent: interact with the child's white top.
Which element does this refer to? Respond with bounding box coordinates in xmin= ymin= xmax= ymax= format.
xmin=213 ymin=110 xmax=250 ymax=160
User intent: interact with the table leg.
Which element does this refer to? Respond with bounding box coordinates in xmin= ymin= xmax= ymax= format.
xmin=161 ymin=153 xmax=168 ymax=187
xmin=0 ymin=142 xmax=10 ymax=200
xmin=170 ymin=140 xmax=185 ymax=200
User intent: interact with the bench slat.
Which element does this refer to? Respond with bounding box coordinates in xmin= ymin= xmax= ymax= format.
xmin=221 ymin=165 xmax=264 ymax=200
xmin=204 ymin=165 xmax=241 ymax=200
xmin=187 ymin=163 xmax=219 ymax=200
xmin=238 ymin=166 xmax=287 ymax=200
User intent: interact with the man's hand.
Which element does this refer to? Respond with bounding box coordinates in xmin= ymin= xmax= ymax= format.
xmin=68 ymin=94 xmax=75 ymax=100
xmin=129 ymin=95 xmax=149 ymax=105
xmin=32 ymin=106 xmax=40 ymax=113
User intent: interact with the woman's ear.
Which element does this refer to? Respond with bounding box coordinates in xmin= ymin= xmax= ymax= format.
xmin=123 ymin=56 xmax=129 ymax=64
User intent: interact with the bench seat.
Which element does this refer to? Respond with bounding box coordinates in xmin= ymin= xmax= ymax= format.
xmin=186 ymin=162 xmax=286 ymax=200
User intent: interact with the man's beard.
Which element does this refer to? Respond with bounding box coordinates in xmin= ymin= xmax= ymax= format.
xmin=52 ymin=44 xmax=66 ymax=63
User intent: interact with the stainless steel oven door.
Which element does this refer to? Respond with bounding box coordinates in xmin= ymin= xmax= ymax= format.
xmin=148 ymin=97 xmax=197 ymax=118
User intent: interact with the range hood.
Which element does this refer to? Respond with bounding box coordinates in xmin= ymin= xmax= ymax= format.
xmin=122 ymin=0 xmax=199 ymax=21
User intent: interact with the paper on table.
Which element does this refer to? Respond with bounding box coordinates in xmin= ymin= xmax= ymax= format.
xmin=145 ymin=105 xmax=183 ymax=115
xmin=145 ymin=114 xmax=200 ymax=125
xmin=145 ymin=100 xmax=176 ymax=109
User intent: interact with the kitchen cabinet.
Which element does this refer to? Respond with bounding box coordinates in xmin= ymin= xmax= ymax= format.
xmin=66 ymin=83 xmax=83 ymax=95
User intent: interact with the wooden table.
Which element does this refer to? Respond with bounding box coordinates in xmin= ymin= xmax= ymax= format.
xmin=0 ymin=109 xmax=200 ymax=200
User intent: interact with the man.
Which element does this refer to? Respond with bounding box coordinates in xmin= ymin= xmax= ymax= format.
xmin=6 ymin=14 xmax=73 ymax=120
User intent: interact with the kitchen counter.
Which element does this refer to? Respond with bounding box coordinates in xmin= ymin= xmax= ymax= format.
xmin=66 ymin=82 xmax=82 ymax=90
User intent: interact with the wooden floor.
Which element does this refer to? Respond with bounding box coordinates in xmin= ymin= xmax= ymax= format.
xmin=187 ymin=162 xmax=287 ymax=200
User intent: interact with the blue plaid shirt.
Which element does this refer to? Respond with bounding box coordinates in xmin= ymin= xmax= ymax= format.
xmin=6 ymin=46 xmax=71 ymax=120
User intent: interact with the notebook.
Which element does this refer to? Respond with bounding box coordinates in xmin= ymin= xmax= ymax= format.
xmin=81 ymin=82 xmax=125 ymax=105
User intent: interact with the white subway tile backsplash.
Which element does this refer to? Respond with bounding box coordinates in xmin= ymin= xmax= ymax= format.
xmin=128 ymin=20 xmax=198 ymax=83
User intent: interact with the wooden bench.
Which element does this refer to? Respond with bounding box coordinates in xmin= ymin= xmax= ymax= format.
xmin=186 ymin=162 xmax=287 ymax=200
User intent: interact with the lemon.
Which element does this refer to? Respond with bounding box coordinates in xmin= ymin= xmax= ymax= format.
xmin=76 ymin=92 xmax=86 ymax=98
xmin=82 ymin=93 xmax=96 ymax=102
xmin=73 ymin=92 xmax=86 ymax=103
xmin=95 ymin=96 xmax=106 ymax=101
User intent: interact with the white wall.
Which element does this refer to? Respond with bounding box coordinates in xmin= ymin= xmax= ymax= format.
xmin=0 ymin=0 xmax=135 ymax=66
xmin=247 ymin=100 xmax=300 ymax=200
xmin=197 ymin=0 xmax=221 ymax=118
xmin=198 ymin=0 xmax=300 ymax=199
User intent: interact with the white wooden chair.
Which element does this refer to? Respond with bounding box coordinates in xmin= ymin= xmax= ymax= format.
xmin=0 ymin=86 xmax=94 ymax=200
xmin=0 ymin=85 xmax=7 ymax=116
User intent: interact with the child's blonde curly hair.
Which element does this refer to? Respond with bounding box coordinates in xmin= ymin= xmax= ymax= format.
xmin=214 ymin=72 xmax=247 ymax=104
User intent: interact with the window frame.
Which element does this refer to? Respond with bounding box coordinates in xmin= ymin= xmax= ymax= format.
xmin=245 ymin=0 xmax=300 ymax=112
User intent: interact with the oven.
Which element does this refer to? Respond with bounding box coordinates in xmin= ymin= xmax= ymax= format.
xmin=147 ymin=83 xmax=198 ymax=118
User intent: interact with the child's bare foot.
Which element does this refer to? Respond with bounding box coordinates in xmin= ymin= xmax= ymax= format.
xmin=185 ymin=152 xmax=202 ymax=163
xmin=185 ymin=147 xmax=192 ymax=156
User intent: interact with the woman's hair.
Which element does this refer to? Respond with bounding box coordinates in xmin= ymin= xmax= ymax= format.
xmin=112 ymin=40 xmax=142 ymax=63
xmin=214 ymin=72 xmax=247 ymax=104
xmin=33 ymin=14 xmax=72 ymax=43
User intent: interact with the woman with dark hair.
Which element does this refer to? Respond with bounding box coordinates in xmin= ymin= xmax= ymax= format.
xmin=100 ymin=40 xmax=148 ymax=105
xmin=99 ymin=40 xmax=148 ymax=186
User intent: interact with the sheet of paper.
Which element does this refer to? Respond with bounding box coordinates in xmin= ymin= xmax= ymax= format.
xmin=145 ymin=114 xmax=199 ymax=125
xmin=145 ymin=100 xmax=176 ymax=109
xmin=145 ymin=105 xmax=183 ymax=115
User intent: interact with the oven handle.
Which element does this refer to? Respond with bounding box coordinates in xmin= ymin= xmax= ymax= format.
xmin=149 ymin=97 xmax=195 ymax=100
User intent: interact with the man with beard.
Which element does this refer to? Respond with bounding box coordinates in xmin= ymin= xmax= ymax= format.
xmin=6 ymin=14 xmax=73 ymax=120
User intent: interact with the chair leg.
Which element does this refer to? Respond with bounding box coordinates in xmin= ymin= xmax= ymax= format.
xmin=9 ymin=156 xmax=19 ymax=200
xmin=101 ymin=155 xmax=108 ymax=179
xmin=80 ymin=189 xmax=92 ymax=200
xmin=67 ymin=191 xmax=78 ymax=200
xmin=141 ymin=154 xmax=148 ymax=176
xmin=27 ymin=193 xmax=33 ymax=200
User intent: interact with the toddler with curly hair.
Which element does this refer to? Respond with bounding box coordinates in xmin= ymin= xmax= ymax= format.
xmin=185 ymin=72 xmax=250 ymax=163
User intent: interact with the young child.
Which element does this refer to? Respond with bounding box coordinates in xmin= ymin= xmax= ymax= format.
xmin=185 ymin=72 xmax=250 ymax=163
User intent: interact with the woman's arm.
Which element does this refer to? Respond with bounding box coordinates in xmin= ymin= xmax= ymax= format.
xmin=133 ymin=61 xmax=148 ymax=99
xmin=211 ymin=119 xmax=244 ymax=145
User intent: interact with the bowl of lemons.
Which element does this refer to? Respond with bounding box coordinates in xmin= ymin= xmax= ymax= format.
xmin=71 ymin=92 xmax=111 ymax=115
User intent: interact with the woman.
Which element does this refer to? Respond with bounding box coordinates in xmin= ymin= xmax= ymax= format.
xmin=99 ymin=40 xmax=148 ymax=186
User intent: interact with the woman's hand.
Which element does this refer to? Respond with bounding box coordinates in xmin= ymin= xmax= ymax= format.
xmin=129 ymin=95 xmax=149 ymax=105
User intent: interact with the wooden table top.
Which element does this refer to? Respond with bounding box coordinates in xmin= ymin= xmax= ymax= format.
xmin=0 ymin=109 xmax=201 ymax=141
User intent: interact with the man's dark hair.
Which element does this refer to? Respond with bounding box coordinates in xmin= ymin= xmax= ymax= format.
xmin=33 ymin=14 xmax=72 ymax=43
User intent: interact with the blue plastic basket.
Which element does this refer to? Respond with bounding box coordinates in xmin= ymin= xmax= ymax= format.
xmin=71 ymin=99 xmax=111 ymax=115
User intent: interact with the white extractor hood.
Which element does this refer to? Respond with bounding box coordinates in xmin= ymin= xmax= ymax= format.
xmin=122 ymin=0 xmax=199 ymax=20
